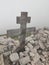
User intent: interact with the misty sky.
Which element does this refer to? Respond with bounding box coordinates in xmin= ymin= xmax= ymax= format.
xmin=0 ymin=0 xmax=49 ymax=34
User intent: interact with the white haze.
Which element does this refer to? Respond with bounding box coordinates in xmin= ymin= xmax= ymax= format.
xmin=0 ymin=0 xmax=49 ymax=34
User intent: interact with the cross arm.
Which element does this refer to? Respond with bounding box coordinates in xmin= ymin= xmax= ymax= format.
xmin=16 ymin=17 xmax=31 ymax=24
xmin=27 ymin=17 xmax=31 ymax=23
xmin=17 ymin=17 xmax=21 ymax=24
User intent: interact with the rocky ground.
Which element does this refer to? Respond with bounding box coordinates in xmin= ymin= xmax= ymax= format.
xmin=0 ymin=28 xmax=49 ymax=65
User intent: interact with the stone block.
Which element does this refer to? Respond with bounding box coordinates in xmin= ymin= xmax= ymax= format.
xmin=19 ymin=52 xmax=24 ymax=58
xmin=19 ymin=56 xmax=31 ymax=65
xmin=25 ymin=46 xmax=30 ymax=53
xmin=27 ymin=43 xmax=33 ymax=51
xmin=35 ymin=60 xmax=43 ymax=65
xmin=10 ymin=53 xmax=19 ymax=62
xmin=33 ymin=53 xmax=40 ymax=63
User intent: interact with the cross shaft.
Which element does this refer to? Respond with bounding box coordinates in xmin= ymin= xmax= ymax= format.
xmin=16 ymin=12 xmax=31 ymax=52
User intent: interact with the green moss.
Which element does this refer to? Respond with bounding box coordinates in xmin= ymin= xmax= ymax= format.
xmin=26 ymin=32 xmax=31 ymax=37
xmin=11 ymin=35 xmax=19 ymax=40
xmin=11 ymin=32 xmax=31 ymax=40
xmin=0 ymin=34 xmax=7 ymax=36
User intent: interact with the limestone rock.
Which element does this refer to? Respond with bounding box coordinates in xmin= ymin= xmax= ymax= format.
xmin=19 ymin=52 xmax=24 ymax=58
xmin=30 ymin=40 xmax=35 ymax=45
xmin=27 ymin=63 xmax=31 ymax=65
xmin=39 ymin=41 xmax=45 ymax=49
xmin=25 ymin=46 xmax=29 ymax=53
xmin=35 ymin=60 xmax=44 ymax=65
xmin=26 ymin=37 xmax=33 ymax=42
xmin=31 ymin=61 xmax=35 ymax=65
xmin=19 ymin=56 xmax=31 ymax=65
xmin=10 ymin=53 xmax=19 ymax=62
xmin=33 ymin=53 xmax=40 ymax=63
xmin=3 ymin=51 xmax=11 ymax=56
xmin=27 ymin=43 xmax=33 ymax=51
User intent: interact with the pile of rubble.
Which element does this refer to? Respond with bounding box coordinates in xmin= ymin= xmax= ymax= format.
xmin=0 ymin=28 xmax=49 ymax=65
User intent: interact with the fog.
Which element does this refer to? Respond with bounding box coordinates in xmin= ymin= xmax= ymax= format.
xmin=0 ymin=0 xmax=49 ymax=34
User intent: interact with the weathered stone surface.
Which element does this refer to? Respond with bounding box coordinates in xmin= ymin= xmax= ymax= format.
xmin=27 ymin=43 xmax=33 ymax=51
xmin=19 ymin=52 xmax=24 ymax=58
xmin=19 ymin=56 xmax=31 ymax=65
xmin=29 ymin=52 xmax=35 ymax=57
xmin=39 ymin=41 xmax=45 ymax=49
xmin=35 ymin=60 xmax=44 ymax=65
xmin=29 ymin=52 xmax=35 ymax=60
xmin=10 ymin=53 xmax=19 ymax=62
xmin=31 ymin=61 xmax=35 ymax=65
xmin=23 ymin=51 xmax=29 ymax=56
xmin=33 ymin=53 xmax=40 ymax=63
xmin=27 ymin=63 xmax=31 ymax=65
xmin=25 ymin=46 xmax=30 ymax=53
xmin=30 ymin=40 xmax=35 ymax=45
xmin=26 ymin=37 xmax=33 ymax=42
xmin=3 ymin=51 xmax=11 ymax=56
xmin=0 ymin=54 xmax=4 ymax=65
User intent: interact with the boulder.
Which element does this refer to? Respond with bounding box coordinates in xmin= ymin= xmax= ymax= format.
xmin=10 ymin=53 xmax=19 ymax=62
xmin=19 ymin=56 xmax=31 ymax=65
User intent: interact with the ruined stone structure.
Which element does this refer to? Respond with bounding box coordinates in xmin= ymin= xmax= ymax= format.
xmin=7 ymin=27 xmax=36 ymax=37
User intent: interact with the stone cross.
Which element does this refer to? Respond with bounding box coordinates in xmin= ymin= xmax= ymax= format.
xmin=16 ymin=12 xmax=31 ymax=52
